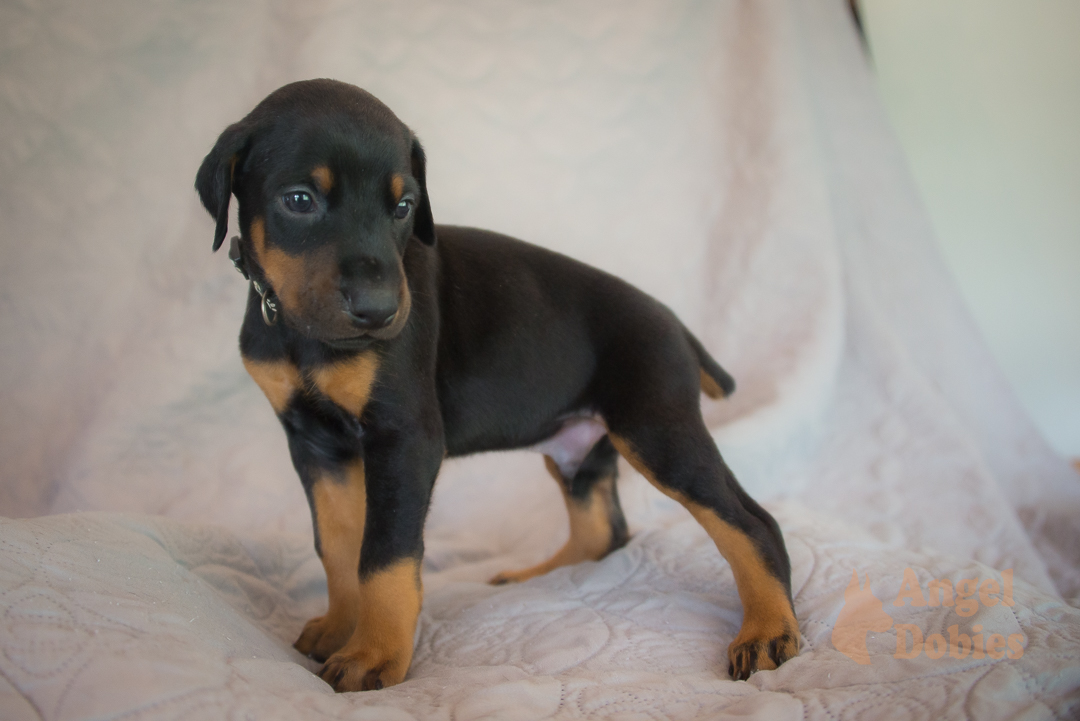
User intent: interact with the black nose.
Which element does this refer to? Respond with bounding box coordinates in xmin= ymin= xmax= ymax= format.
xmin=348 ymin=308 xmax=396 ymax=330
xmin=342 ymin=291 xmax=398 ymax=330
xmin=339 ymin=255 xmax=401 ymax=331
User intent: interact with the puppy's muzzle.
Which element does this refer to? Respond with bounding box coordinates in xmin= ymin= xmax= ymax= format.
xmin=343 ymin=288 xmax=398 ymax=331
xmin=339 ymin=254 xmax=402 ymax=331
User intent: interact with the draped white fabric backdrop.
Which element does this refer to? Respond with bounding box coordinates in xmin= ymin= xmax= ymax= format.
xmin=1 ymin=1 xmax=1078 ymax=719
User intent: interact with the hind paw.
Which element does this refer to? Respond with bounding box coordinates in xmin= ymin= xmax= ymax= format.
xmin=727 ymin=625 xmax=800 ymax=680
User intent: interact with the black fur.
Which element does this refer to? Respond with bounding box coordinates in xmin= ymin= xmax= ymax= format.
xmin=196 ymin=79 xmax=797 ymax=690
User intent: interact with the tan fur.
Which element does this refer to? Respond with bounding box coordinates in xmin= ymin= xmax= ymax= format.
xmin=242 ymin=357 xmax=301 ymax=413
xmin=295 ymin=462 xmax=367 ymax=661
xmin=312 ymin=165 xmax=334 ymax=194
xmin=250 ymin=216 xmax=412 ymax=338
xmin=489 ymin=455 xmax=617 ymax=584
xmin=700 ymin=368 xmax=725 ymax=399
xmin=311 ymin=353 xmax=380 ymax=415
xmin=390 ymin=174 xmax=404 ymax=202
xmin=250 ymin=216 xmax=338 ymax=320
xmin=609 ymin=434 xmax=799 ymax=672
xmin=683 ymin=504 xmax=799 ymax=664
xmin=320 ymin=560 xmax=422 ymax=691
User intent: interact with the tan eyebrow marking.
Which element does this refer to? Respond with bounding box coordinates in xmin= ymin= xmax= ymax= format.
xmin=311 ymin=165 xmax=334 ymax=194
xmin=390 ymin=174 xmax=404 ymax=203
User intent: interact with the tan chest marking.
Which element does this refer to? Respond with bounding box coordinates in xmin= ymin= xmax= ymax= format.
xmin=243 ymin=357 xmax=301 ymax=413
xmin=243 ymin=351 xmax=378 ymax=418
xmin=311 ymin=353 xmax=380 ymax=415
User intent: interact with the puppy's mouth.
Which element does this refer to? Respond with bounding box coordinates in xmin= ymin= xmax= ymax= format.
xmin=323 ymin=335 xmax=377 ymax=351
xmin=318 ymin=281 xmax=412 ymax=349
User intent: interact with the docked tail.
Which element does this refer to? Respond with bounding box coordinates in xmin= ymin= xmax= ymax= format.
xmin=683 ymin=329 xmax=735 ymax=399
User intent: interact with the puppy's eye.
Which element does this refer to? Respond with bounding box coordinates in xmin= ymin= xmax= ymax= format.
xmin=282 ymin=191 xmax=315 ymax=213
xmin=394 ymin=199 xmax=412 ymax=220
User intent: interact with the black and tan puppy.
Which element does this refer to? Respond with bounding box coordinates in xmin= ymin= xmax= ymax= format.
xmin=196 ymin=79 xmax=799 ymax=692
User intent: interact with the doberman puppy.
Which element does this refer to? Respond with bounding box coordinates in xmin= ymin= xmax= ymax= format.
xmin=196 ymin=79 xmax=799 ymax=692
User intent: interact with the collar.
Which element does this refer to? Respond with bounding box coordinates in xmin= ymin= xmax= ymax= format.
xmin=228 ymin=235 xmax=279 ymax=326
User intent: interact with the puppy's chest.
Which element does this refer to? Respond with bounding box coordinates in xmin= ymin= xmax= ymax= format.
xmin=242 ymin=352 xmax=380 ymax=418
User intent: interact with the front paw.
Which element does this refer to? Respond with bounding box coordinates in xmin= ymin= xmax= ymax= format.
xmin=294 ymin=614 xmax=355 ymax=662
xmin=727 ymin=624 xmax=800 ymax=680
xmin=318 ymin=642 xmax=412 ymax=692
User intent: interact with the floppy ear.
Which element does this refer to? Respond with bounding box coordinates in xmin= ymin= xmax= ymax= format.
xmin=195 ymin=121 xmax=252 ymax=252
xmin=409 ymin=136 xmax=437 ymax=245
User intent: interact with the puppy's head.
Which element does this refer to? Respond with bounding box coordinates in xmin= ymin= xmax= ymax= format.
xmin=195 ymin=79 xmax=434 ymax=346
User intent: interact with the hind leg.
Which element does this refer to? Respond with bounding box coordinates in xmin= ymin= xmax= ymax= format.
xmin=490 ymin=436 xmax=629 ymax=585
xmin=608 ymin=414 xmax=799 ymax=679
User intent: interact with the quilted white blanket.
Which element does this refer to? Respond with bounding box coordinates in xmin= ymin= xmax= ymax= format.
xmin=1 ymin=0 xmax=1078 ymax=719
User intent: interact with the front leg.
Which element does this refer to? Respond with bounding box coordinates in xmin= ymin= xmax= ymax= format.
xmin=273 ymin=384 xmax=370 ymax=662
xmin=293 ymin=458 xmax=367 ymax=662
xmin=318 ymin=414 xmax=443 ymax=692
xmin=244 ymin=355 xmax=372 ymax=663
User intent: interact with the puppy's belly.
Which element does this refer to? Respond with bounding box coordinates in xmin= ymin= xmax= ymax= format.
xmin=527 ymin=416 xmax=608 ymax=478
